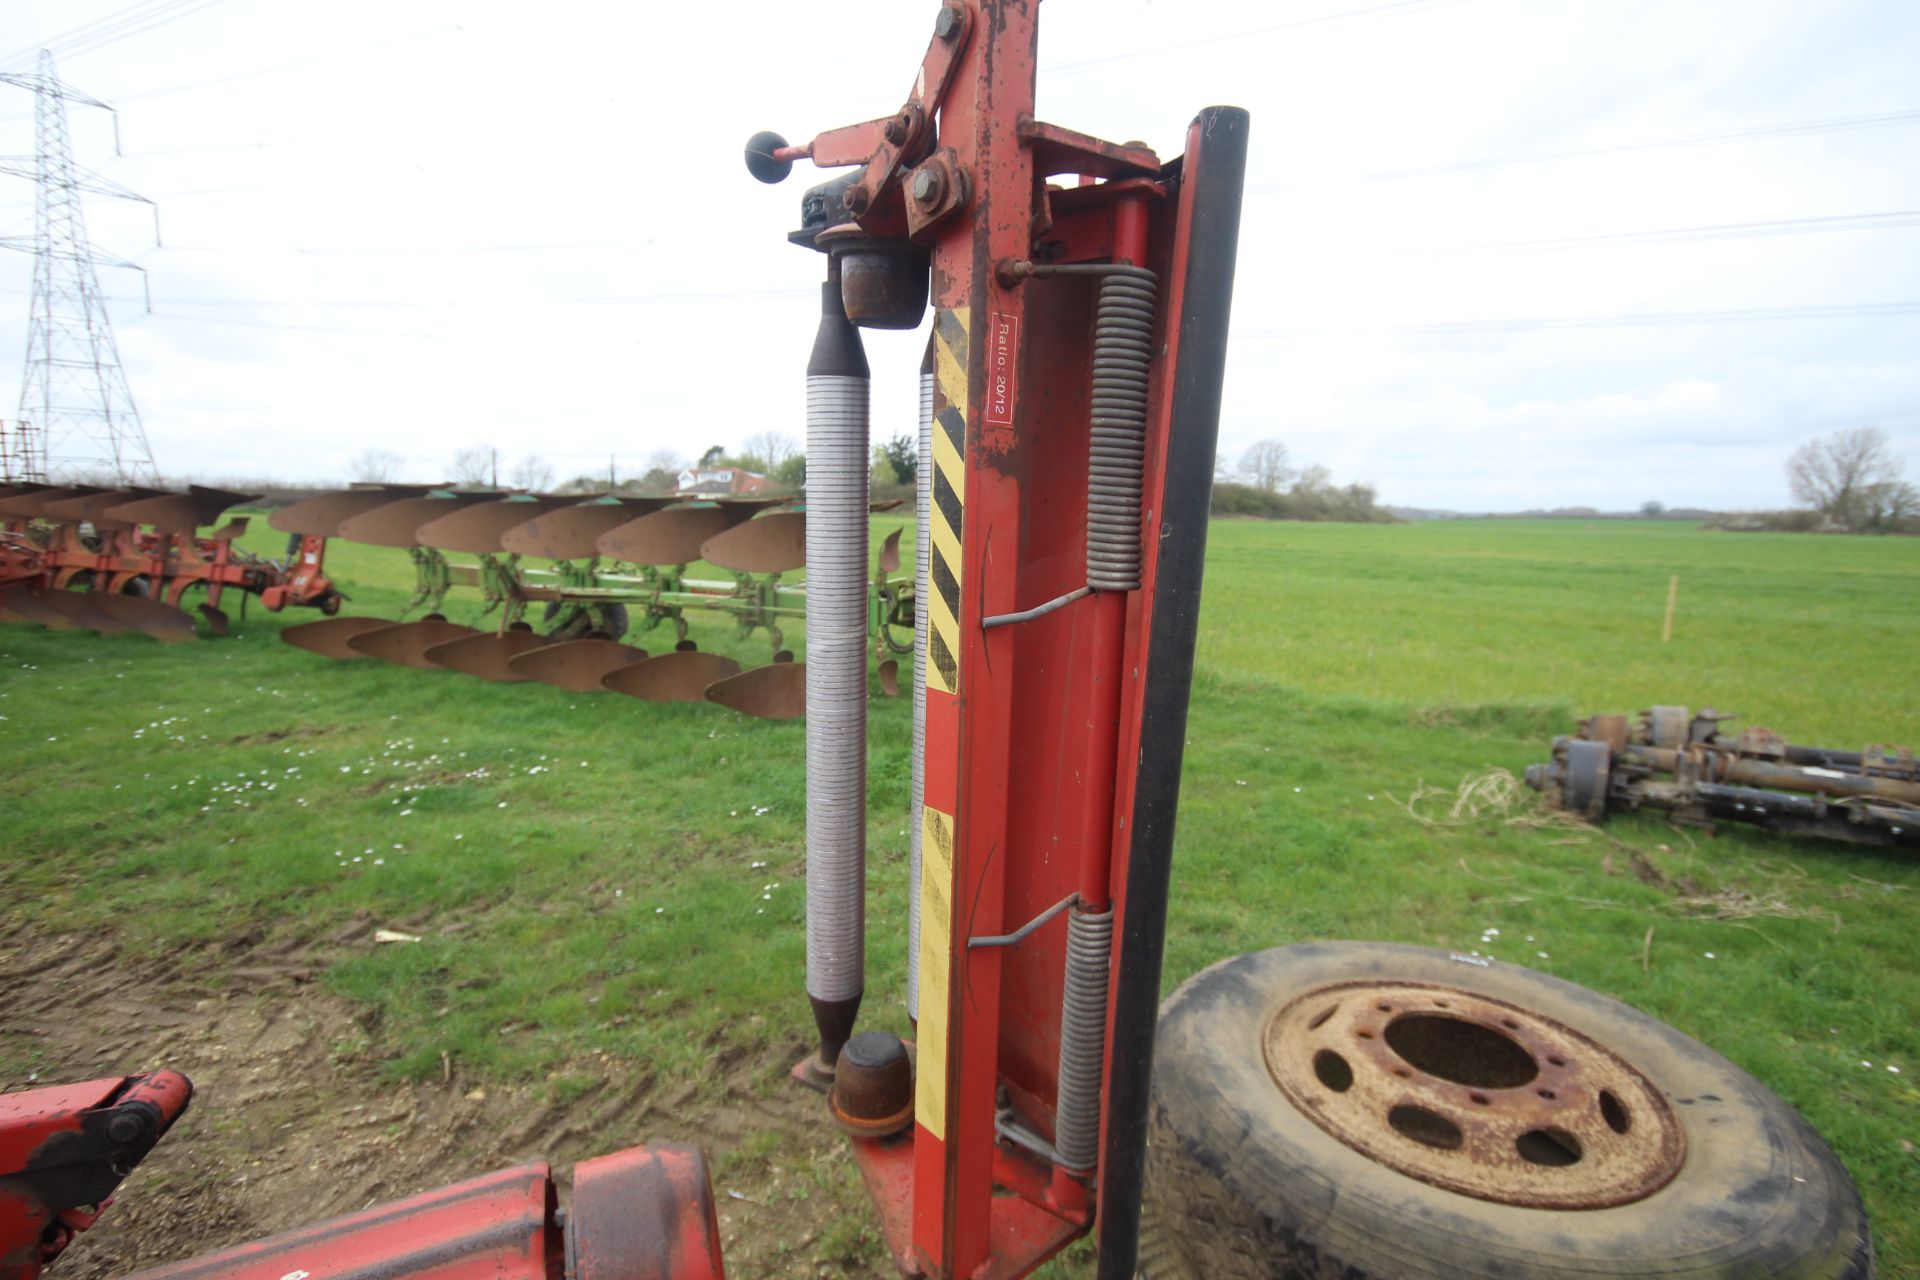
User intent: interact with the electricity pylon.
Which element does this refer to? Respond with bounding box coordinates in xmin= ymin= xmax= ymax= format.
xmin=0 ymin=50 xmax=160 ymax=485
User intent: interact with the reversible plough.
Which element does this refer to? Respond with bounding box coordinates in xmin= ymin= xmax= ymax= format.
xmin=274 ymin=486 xmax=913 ymax=720
xmin=0 ymin=481 xmax=341 ymax=641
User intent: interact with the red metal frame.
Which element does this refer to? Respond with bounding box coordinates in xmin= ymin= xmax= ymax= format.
xmin=772 ymin=5 xmax=1227 ymax=1275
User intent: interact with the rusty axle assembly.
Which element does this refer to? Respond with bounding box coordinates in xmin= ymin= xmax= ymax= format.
xmin=1526 ymin=704 xmax=1919 ymax=849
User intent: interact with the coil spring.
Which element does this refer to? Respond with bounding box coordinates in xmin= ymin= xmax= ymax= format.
xmin=1053 ymin=906 xmax=1115 ymax=1172
xmin=908 ymin=367 xmax=934 ymax=1017
xmin=1087 ymin=266 xmax=1158 ymax=592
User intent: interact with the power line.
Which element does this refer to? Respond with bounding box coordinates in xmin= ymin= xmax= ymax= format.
xmin=1365 ymin=209 xmax=1920 ymax=257
xmin=1254 ymin=108 xmax=1920 ymax=193
xmin=0 ymin=0 xmax=232 ymax=71
xmin=1241 ymin=301 xmax=1920 ymax=340
xmin=1040 ymin=0 xmax=1467 ymax=75
xmin=0 ymin=285 xmax=819 ymax=310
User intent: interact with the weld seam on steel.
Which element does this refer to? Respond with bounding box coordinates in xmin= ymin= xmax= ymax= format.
xmin=806 ymin=373 xmax=869 ymax=1005
xmin=981 ymin=584 xmax=1092 ymax=630
xmin=1053 ymin=906 xmax=1115 ymax=1173
xmin=908 ymin=367 xmax=933 ymax=1017
xmin=968 ymin=892 xmax=1078 ymax=949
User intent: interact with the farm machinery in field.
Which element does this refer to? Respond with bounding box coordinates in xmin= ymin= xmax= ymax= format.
xmin=0 ymin=481 xmax=341 ymax=640
xmin=1528 ymin=705 xmax=1919 ymax=849
xmin=2 ymin=3 xmax=1874 ymax=1279
xmin=272 ymin=486 xmax=915 ymax=720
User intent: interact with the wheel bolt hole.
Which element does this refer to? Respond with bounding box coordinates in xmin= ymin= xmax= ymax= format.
xmin=1376 ymin=1003 xmax=1392 ymax=1013
xmin=1516 ymin=1128 xmax=1583 ymax=1167
xmin=1387 ymin=1105 xmax=1463 ymax=1151
xmin=1469 ymin=1093 xmax=1490 ymax=1105
xmin=1356 ymin=1029 xmax=1375 ymax=1040
xmin=1600 ymin=1088 xmax=1631 ymax=1134
xmin=1547 ymin=1055 xmax=1567 ymax=1068
xmin=1312 ymin=1050 xmax=1354 ymax=1093
xmin=1536 ymin=1089 xmax=1556 ymax=1100
xmin=1392 ymin=1067 xmax=1410 ymax=1078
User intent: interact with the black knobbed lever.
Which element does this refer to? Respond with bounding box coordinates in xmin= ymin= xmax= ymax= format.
xmin=745 ymin=130 xmax=800 ymax=184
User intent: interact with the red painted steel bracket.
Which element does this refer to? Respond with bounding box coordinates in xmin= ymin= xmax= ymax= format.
xmin=0 ymin=1071 xmax=192 ymax=1280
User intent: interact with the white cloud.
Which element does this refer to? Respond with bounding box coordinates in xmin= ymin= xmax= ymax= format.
xmin=1 ymin=0 xmax=1915 ymax=508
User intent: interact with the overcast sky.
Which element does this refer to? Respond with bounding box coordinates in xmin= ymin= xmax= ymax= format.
xmin=1 ymin=0 xmax=1915 ymax=511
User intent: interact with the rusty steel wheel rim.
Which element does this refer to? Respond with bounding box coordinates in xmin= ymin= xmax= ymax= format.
xmin=1264 ymin=981 xmax=1685 ymax=1210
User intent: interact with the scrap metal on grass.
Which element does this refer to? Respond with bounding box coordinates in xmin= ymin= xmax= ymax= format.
xmin=1528 ymin=704 xmax=1918 ymax=849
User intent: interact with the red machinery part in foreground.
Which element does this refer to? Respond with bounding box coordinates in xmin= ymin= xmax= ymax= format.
xmin=0 ymin=1115 xmax=724 ymax=1280
xmin=0 ymin=1071 xmax=192 ymax=1280
xmin=119 ymin=1149 xmax=724 ymax=1280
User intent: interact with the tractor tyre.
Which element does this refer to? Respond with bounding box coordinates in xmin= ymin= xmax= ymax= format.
xmin=543 ymin=600 xmax=629 ymax=642
xmin=1141 ymin=941 xmax=1871 ymax=1280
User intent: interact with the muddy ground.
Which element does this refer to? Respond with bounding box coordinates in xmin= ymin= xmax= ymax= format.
xmin=1 ymin=919 xmax=880 ymax=1278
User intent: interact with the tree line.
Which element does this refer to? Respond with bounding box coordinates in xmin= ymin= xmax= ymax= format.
xmin=1705 ymin=426 xmax=1917 ymax=535
xmin=1210 ymin=439 xmax=1393 ymax=523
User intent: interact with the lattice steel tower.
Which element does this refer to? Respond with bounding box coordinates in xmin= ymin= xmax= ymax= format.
xmin=0 ymin=51 xmax=159 ymax=484
xmin=0 ymin=417 xmax=45 ymax=481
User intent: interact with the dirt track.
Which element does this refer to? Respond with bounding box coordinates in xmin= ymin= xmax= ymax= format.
xmin=1 ymin=919 xmax=880 ymax=1277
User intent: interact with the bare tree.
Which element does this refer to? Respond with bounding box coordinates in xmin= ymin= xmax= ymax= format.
xmin=1238 ymin=439 xmax=1293 ymax=493
xmin=348 ymin=447 xmax=402 ymax=483
xmin=741 ymin=431 xmax=798 ymax=473
xmin=644 ymin=449 xmax=686 ymax=477
xmin=1788 ymin=427 xmax=1903 ymax=531
xmin=451 ymin=446 xmax=494 ymax=487
xmin=509 ymin=455 xmax=556 ymax=493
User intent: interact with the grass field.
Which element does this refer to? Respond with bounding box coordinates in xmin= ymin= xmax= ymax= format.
xmin=3 ymin=516 xmax=1917 ymax=1275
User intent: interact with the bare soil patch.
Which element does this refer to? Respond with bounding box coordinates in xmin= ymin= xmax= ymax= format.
xmin=1 ymin=922 xmax=878 ymax=1277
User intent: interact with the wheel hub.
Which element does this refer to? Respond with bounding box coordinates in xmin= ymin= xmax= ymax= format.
xmin=1264 ymin=980 xmax=1685 ymax=1209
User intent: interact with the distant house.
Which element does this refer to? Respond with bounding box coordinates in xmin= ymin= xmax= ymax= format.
xmin=677 ymin=467 xmax=778 ymax=496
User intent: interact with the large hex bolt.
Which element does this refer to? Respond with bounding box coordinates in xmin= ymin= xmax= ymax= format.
xmin=911 ymin=165 xmax=946 ymax=208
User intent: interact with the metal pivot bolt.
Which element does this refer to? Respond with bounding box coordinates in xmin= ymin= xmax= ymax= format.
xmin=934 ymin=4 xmax=965 ymax=40
xmin=911 ymin=165 xmax=945 ymax=206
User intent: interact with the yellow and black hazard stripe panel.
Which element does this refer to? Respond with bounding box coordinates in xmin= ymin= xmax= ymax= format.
xmin=914 ymin=801 xmax=956 ymax=1139
xmin=927 ymin=307 xmax=968 ymax=696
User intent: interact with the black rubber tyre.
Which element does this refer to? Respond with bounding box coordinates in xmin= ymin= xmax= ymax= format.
xmin=542 ymin=600 xmax=629 ymax=642
xmin=1142 ymin=941 xmax=1872 ymax=1280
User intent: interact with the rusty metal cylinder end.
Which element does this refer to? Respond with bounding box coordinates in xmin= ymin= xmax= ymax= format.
xmin=818 ymin=226 xmax=929 ymax=331
xmin=828 ymin=1030 xmax=915 ymax=1139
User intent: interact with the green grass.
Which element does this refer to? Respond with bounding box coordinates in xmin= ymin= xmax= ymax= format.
xmin=2 ymin=516 xmax=1916 ymax=1274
